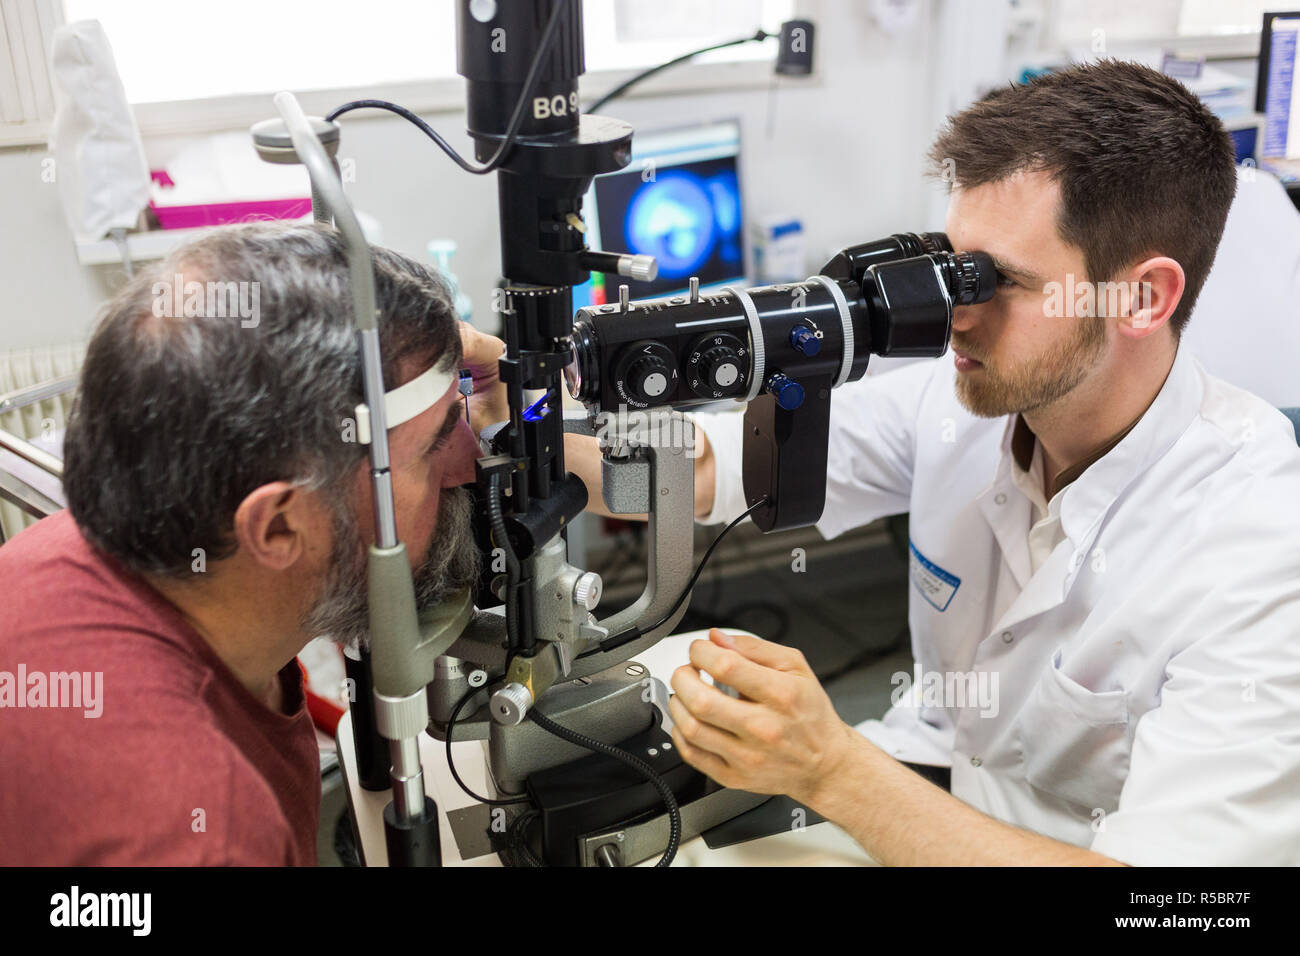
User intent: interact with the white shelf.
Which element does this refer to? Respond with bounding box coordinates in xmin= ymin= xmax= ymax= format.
xmin=74 ymin=210 xmax=382 ymax=267
xmin=74 ymin=226 xmax=214 ymax=267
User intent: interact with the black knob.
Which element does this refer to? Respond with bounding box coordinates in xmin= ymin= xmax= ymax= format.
xmin=685 ymin=331 xmax=748 ymax=399
xmin=627 ymin=354 xmax=671 ymax=401
xmin=699 ymin=345 xmax=743 ymax=393
xmin=613 ymin=340 xmax=678 ymax=407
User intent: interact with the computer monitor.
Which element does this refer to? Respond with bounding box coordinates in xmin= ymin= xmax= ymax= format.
xmin=573 ymin=119 xmax=746 ymax=308
xmin=1259 ymin=11 xmax=1300 ymax=159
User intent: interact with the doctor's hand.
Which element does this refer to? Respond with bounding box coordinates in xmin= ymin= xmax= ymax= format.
xmin=458 ymin=322 xmax=508 ymax=439
xmin=668 ymin=628 xmax=858 ymax=806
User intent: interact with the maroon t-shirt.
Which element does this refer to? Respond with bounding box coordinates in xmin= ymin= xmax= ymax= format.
xmin=0 ymin=511 xmax=320 ymax=865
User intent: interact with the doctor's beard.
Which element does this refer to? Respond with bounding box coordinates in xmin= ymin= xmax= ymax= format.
xmin=952 ymin=311 xmax=1107 ymax=418
xmin=303 ymin=485 xmax=481 ymax=654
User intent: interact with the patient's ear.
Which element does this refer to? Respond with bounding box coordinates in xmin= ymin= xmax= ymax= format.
xmin=233 ymin=482 xmax=308 ymax=571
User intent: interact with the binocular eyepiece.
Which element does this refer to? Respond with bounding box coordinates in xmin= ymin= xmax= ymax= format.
xmin=565 ymin=232 xmax=995 ymax=413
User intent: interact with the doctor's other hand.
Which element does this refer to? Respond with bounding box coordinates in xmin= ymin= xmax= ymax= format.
xmin=458 ymin=322 xmax=508 ymax=439
xmin=668 ymin=628 xmax=857 ymax=806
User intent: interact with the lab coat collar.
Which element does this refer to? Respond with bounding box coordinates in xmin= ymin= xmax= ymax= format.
xmin=1010 ymin=411 xmax=1140 ymax=500
xmin=979 ymin=420 xmax=1036 ymax=588
xmin=977 ymin=344 xmax=1201 ymax=604
xmin=1055 ymin=344 xmax=1202 ymax=552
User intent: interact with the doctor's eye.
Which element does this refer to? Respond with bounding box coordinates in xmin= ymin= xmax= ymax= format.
xmin=996 ymin=271 xmax=1017 ymax=289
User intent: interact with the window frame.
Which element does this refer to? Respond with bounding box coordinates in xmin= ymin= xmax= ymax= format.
xmin=0 ymin=0 xmax=819 ymax=147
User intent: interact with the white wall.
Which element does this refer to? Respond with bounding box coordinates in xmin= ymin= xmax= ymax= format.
xmin=0 ymin=144 xmax=120 ymax=351
xmin=0 ymin=0 xmax=955 ymax=351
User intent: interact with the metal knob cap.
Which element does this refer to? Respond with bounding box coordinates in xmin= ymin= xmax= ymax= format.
xmin=491 ymin=682 xmax=532 ymax=725
xmin=619 ymin=253 xmax=659 ymax=282
xmin=250 ymin=115 xmax=341 ymax=163
xmin=573 ymin=571 xmax=603 ymax=610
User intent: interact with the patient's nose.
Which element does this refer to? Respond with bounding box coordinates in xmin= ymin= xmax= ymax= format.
xmin=442 ymin=417 xmax=479 ymax=488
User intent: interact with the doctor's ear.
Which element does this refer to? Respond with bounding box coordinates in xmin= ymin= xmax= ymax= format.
xmin=1116 ymin=256 xmax=1184 ymax=340
xmin=232 ymin=481 xmax=312 ymax=571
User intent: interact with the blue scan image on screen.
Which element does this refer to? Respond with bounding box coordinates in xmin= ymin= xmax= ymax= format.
xmin=624 ymin=171 xmax=719 ymax=279
xmin=582 ymin=121 xmax=746 ymax=301
xmin=707 ymin=169 xmax=741 ymax=263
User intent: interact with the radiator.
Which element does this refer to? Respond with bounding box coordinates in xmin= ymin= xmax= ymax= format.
xmin=0 ymin=343 xmax=85 ymax=539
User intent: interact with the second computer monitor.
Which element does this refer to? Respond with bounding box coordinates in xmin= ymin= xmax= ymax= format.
xmin=579 ymin=119 xmax=746 ymax=305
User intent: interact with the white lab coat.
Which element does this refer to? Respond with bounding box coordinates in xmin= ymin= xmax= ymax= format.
xmin=691 ymin=345 xmax=1300 ymax=865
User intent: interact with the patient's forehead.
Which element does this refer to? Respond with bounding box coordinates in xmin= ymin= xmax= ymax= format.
xmin=386 ymin=358 xmax=462 ymax=459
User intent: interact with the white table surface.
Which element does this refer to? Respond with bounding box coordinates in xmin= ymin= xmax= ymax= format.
xmin=337 ymin=630 xmax=878 ymax=867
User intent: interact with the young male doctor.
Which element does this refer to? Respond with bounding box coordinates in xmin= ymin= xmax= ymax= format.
xmin=560 ymin=60 xmax=1300 ymax=865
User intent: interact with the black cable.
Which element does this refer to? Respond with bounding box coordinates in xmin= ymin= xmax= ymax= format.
xmin=578 ymin=496 xmax=770 ymax=659
xmin=326 ymin=0 xmax=572 ymax=175
xmin=586 ymin=30 xmax=769 ymax=115
xmin=486 ymin=472 xmax=522 ymax=650
xmin=699 ymin=523 xmax=725 ymax=610
xmin=527 ymin=708 xmax=680 ymax=867
xmin=672 ymin=525 xmax=728 ymax=634
xmin=445 ymin=683 xmax=529 ymax=807
xmin=502 ymin=808 xmax=544 ymax=868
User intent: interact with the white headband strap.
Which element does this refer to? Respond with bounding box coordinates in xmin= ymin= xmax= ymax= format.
xmin=355 ymin=362 xmax=459 ymax=445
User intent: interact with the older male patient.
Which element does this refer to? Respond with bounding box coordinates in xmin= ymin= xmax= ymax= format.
xmin=0 ymin=223 xmax=504 ymax=864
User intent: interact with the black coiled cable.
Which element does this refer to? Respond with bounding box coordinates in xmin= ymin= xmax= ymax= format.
xmin=447 ymin=684 xmax=682 ymax=866
xmin=485 ymin=472 xmax=522 ymax=650
xmin=527 ymin=707 xmax=680 ymax=867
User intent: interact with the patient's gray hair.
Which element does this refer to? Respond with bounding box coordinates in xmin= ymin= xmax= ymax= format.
xmin=63 ymin=221 xmax=461 ymax=577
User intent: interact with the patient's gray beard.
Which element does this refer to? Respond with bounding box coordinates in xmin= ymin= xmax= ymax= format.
xmin=304 ymin=486 xmax=480 ymax=653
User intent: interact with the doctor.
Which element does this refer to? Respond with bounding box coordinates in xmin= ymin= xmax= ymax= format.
xmin=562 ymin=60 xmax=1300 ymax=865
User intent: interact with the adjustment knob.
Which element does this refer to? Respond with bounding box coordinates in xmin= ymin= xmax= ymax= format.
xmin=686 ymin=331 xmax=748 ymax=398
xmin=765 ymin=371 xmax=805 ymax=410
xmin=573 ymin=571 xmax=603 ymax=610
xmin=790 ymin=325 xmax=820 ymax=356
xmin=699 ymin=345 xmax=743 ymax=392
xmin=491 ymin=682 xmax=532 ymax=726
xmin=614 ymin=340 xmax=679 ymax=407
xmin=619 ymin=253 xmax=658 ymax=282
xmin=627 ymin=354 xmax=672 ymax=401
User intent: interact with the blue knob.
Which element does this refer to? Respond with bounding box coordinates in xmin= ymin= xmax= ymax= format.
xmin=790 ymin=325 xmax=820 ymax=356
xmin=766 ymin=372 xmax=805 ymax=410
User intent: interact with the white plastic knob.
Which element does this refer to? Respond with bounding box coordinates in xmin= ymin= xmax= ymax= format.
xmin=573 ymin=571 xmax=603 ymax=610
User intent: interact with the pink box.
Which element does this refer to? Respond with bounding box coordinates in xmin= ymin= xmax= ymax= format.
xmin=149 ymin=169 xmax=312 ymax=230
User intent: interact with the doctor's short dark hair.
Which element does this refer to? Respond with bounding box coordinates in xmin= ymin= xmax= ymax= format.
xmin=63 ymin=221 xmax=462 ymax=578
xmin=927 ymin=58 xmax=1237 ymax=338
